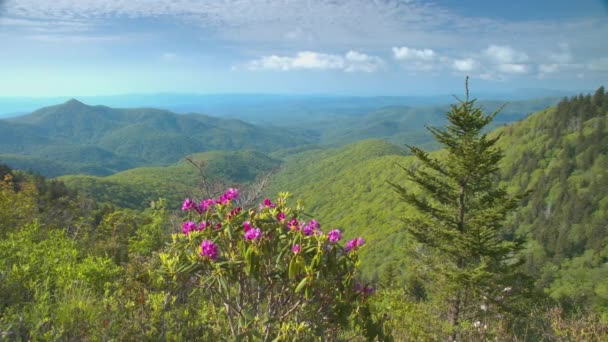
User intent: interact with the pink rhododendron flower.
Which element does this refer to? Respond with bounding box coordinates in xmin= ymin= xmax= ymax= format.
xmin=288 ymin=218 xmax=300 ymax=231
xmin=198 ymin=199 xmax=215 ymax=213
xmin=345 ymin=237 xmax=365 ymax=252
xmin=292 ymin=244 xmax=301 ymax=254
xmin=182 ymin=198 xmax=197 ymax=211
xmin=327 ymin=229 xmax=342 ymax=243
xmin=218 ymin=188 xmax=239 ymax=204
xmin=244 ymin=227 xmax=262 ymax=241
xmin=262 ymin=198 xmax=276 ymax=208
xmin=182 ymin=221 xmax=197 ymax=235
xmin=200 ymin=240 xmax=219 ymax=260
xmin=302 ymin=220 xmax=321 ymax=236
xmin=243 ymin=221 xmax=252 ymax=232
xmin=277 ymin=212 xmax=286 ymax=221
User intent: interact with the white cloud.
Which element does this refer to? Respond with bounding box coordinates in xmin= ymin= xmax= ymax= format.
xmin=452 ymin=58 xmax=477 ymax=72
xmin=496 ymin=63 xmax=529 ymax=74
xmin=344 ymin=50 xmax=385 ymax=72
xmin=484 ymin=45 xmax=528 ymax=64
xmin=392 ymin=47 xmax=436 ymax=61
xmin=245 ymin=50 xmax=384 ymax=72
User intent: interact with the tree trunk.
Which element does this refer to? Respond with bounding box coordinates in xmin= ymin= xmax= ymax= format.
xmin=447 ymin=292 xmax=461 ymax=342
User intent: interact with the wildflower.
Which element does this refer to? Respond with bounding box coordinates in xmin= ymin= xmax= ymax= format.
xmin=288 ymin=218 xmax=300 ymax=231
xmin=277 ymin=212 xmax=286 ymax=222
xmin=262 ymin=198 xmax=276 ymax=208
xmin=181 ymin=198 xmax=197 ymax=211
xmin=345 ymin=237 xmax=365 ymax=252
xmin=302 ymin=220 xmax=321 ymax=236
xmin=215 ymin=223 xmax=222 ymax=229
xmin=244 ymin=227 xmax=262 ymax=241
xmin=182 ymin=221 xmax=197 ymax=235
xmin=292 ymin=244 xmax=301 ymax=254
xmin=327 ymin=229 xmax=342 ymax=243
xmin=218 ymin=188 xmax=239 ymax=204
xmin=243 ymin=221 xmax=252 ymax=232
xmin=198 ymin=199 xmax=215 ymax=213
xmin=200 ymin=240 xmax=219 ymax=260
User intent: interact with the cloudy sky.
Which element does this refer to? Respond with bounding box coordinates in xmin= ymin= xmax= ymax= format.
xmin=1 ymin=0 xmax=607 ymax=96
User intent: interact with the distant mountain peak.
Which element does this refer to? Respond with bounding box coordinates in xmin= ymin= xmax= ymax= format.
xmin=64 ymin=98 xmax=86 ymax=107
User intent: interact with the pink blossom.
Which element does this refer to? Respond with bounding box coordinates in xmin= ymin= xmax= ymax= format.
xmin=198 ymin=199 xmax=215 ymax=213
xmin=277 ymin=212 xmax=286 ymax=221
xmin=345 ymin=237 xmax=365 ymax=252
xmin=262 ymin=198 xmax=276 ymax=208
xmin=302 ymin=220 xmax=321 ymax=236
xmin=244 ymin=227 xmax=262 ymax=241
xmin=327 ymin=229 xmax=342 ymax=243
xmin=243 ymin=221 xmax=252 ymax=232
xmin=181 ymin=198 xmax=197 ymax=211
xmin=288 ymin=218 xmax=300 ymax=231
xmin=182 ymin=221 xmax=197 ymax=235
xmin=218 ymin=188 xmax=239 ymax=204
xmin=200 ymin=240 xmax=219 ymax=260
xmin=292 ymin=244 xmax=301 ymax=254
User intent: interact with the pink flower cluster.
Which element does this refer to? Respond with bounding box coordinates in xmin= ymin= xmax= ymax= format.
xmin=200 ymin=240 xmax=219 ymax=260
xmin=181 ymin=189 xmax=240 ymax=214
xmin=261 ymin=198 xmax=276 ymax=209
xmin=182 ymin=221 xmax=211 ymax=235
xmin=219 ymin=188 xmax=239 ymax=204
xmin=244 ymin=227 xmax=262 ymax=241
xmin=345 ymin=237 xmax=365 ymax=252
xmin=181 ymin=190 xmax=367 ymax=266
xmin=327 ymin=229 xmax=342 ymax=243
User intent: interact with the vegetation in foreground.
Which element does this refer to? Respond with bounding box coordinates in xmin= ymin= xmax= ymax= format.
xmin=1 ymin=86 xmax=607 ymax=340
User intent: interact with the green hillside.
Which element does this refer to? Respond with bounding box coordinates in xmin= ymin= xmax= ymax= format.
xmin=315 ymin=97 xmax=559 ymax=148
xmin=266 ymin=87 xmax=608 ymax=313
xmin=60 ymin=150 xmax=281 ymax=209
xmin=0 ymin=99 xmax=312 ymax=177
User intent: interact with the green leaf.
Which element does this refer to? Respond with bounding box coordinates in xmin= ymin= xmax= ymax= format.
xmin=295 ymin=277 xmax=308 ymax=293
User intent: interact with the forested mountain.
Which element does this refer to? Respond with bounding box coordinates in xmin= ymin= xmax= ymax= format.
xmin=0 ymin=99 xmax=312 ymax=176
xmin=315 ymin=97 xmax=559 ymax=148
xmin=498 ymin=86 xmax=608 ymax=312
xmin=0 ymin=96 xmax=557 ymax=178
xmin=265 ymin=87 xmax=608 ymax=316
xmin=59 ymin=150 xmax=281 ymax=209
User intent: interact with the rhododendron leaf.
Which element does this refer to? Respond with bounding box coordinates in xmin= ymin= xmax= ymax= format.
xmin=295 ymin=277 xmax=308 ymax=293
xmin=288 ymin=257 xmax=297 ymax=279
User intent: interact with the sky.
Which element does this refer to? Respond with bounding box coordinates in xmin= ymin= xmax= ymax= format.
xmin=1 ymin=0 xmax=607 ymax=96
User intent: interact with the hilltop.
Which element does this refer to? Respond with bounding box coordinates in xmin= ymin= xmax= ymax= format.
xmin=0 ymin=99 xmax=312 ymax=176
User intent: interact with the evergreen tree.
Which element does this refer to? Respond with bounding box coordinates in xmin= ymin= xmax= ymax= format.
xmin=389 ymin=78 xmax=528 ymax=341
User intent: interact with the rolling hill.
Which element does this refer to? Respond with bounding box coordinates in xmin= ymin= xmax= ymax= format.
xmin=59 ymin=149 xmax=281 ymax=209
xmin=0 ymin=99 xmax=313 ymax=177
xmin=265 ymin=87 xmax=608 ymax=313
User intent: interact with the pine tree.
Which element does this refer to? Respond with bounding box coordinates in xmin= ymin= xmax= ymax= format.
xmin=389 ymin=78 xmax=528 ymax=341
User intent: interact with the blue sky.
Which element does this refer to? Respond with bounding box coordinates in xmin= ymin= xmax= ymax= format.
xmin=1 ymin=0 xmax=607 ymax=96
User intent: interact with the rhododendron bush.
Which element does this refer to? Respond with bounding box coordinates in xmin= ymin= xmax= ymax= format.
xmin=158 ymin=189 xmax=385 ymax=340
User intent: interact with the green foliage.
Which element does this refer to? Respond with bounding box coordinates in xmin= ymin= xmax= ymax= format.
xmin=0 ymin=223 xmax=121 ymax=340
xmin=158 ymin=191 xmax=387 ymax=340
xmin=60 ymin=150 xmax=281 ymax=209
xmin=389 ymin=81 xmax=530 ymax=340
